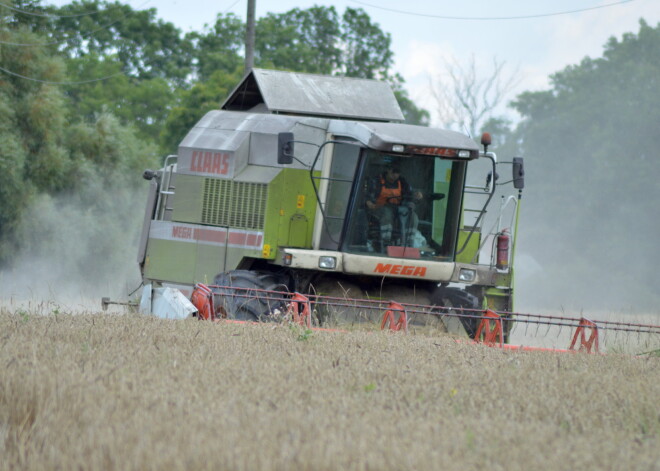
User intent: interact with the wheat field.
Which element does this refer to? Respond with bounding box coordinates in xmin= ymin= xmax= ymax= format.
xmin=1 ymin=308 xmax=659 ymax=471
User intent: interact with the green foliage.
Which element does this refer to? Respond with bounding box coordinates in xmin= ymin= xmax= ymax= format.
xmin=160 ymin=67 xmax=243 ymax=155
xmin=395 ymin=89 xmax=431 ymax=126
xmin=65 ymin=112 xmax=158 ymax=181
xmin=191 ymin=6 xmax=399 ymax=81
xmin=0 ymin=15 xmax=158 ymax=264
xmin=65 ymin=55 xmax=175 ymax=142
xmin=289 ymin=323 xmax=314 ymax=341
xmin=249 ymin=6 xmax=394 ymax=79
xmin=297 ymin=328 xmax=314 ymax=341
xmin=255 ymin=6 xmax=342 ymax=74
xmin=49 ymin=0 xmax=186 ymax=143
xmin=49 ymin=0 xmax=193 ymax=86
xmin=0 ymin=26 xmax=69 ymax=255
xmin=0 ymin=88 xmax=32 ymax=249
xmin=391 ymin=74 xmax=430 ymax=125
xmin=340 ymin=7 xmax=393 ymax=79
xmin=363 ymin=382 xmax=376 ymax=392
xmin=17 ymin=309 xmax=29 ymax=323
xmin=10 ymin=113 xmax=157 ymax=292
xmin=3 ymin=0 xmax=51 ymax=30
xmin=188 ymin=13 xmax=244 ymax=82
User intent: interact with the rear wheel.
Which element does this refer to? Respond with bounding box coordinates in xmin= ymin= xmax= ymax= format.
xmin=212 ymin=270 xmax=289 ymax=321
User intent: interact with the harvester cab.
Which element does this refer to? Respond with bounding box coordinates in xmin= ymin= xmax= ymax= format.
xmin=136 ymin=69 xmax=524 ymax=337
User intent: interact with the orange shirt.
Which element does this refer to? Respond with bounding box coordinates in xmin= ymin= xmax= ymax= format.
xmin=375 ymin=177 xmax=402 ymax=206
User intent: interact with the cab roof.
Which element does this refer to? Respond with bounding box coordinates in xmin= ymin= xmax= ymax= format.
xmin=329 ymin=120 xmax=479 ymax=154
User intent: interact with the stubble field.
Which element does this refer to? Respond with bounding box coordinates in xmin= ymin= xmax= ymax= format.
xmin=1 ymin=307 xmax=659 ymax=470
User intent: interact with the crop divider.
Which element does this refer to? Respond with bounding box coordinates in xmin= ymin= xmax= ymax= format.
xmin=288 ymin=293 xmax=312 ymax=328
xmin=474 ymin=309 xmax=504 ymax=347
xmin=380 ymin=302 xmax=407 ymax=332
xmin=191 ymin=283 xmax=216 ymax=321
xmin=568 ymin=318 xmax=599 ymax=353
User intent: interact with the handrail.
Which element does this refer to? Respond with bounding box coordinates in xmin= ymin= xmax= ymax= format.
xmin=155 ymin=155 xmax=177 ymax=220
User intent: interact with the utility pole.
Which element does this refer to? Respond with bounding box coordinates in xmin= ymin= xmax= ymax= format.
xmin=244 ymin=0 xmax=256 ymax=74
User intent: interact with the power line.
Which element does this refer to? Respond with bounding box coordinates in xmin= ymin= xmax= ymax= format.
xmin=0 ymin=0 xmax=151 ymax=46
xmin=0 ymin=64 xmax=124 ymax=85
xmin=0 ymin=17 xmax=122 ymax=46
xmin=222 ymin=0 xmax=242 ymax=14
xmin=348 ymin=0 xmax=636 ymax=21
xmin=0 ymin=1 xmax=108 ymax=18
xmin=0 ymin=0 xmax=151 ymax=84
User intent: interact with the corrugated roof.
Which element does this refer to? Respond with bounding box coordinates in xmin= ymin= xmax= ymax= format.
xmin=329 ymin=120 xmax=480 ymax=152
xmin=221 ymin=69 xmax=404 ymax=122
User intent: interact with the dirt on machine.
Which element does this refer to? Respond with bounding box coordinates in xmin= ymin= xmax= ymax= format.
xmin=133 ymin=68 xmax=526 ymax=339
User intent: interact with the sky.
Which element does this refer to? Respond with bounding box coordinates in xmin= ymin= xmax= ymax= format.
xmin=53 ymin=0 xmax=660 ymax=124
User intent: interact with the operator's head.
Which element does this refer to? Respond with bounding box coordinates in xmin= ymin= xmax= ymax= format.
xmin=385 ymin=164 xmax=401 ymax=182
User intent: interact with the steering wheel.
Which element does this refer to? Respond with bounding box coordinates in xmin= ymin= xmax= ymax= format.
xmin=385 ymin=196 xmax=403 ymax=205
xmin=428 ymin=192 xmax=445 ymax=201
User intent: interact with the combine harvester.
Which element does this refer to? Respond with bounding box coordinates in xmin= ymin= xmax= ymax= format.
xmin=127 ymin=69 xmax=659 ymax=354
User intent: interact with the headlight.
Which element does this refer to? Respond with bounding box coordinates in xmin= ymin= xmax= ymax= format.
xmin=318 ymin=256 xmax=337 ymax=269
xmin=457 ymin=150 xmax=471 ymax=158
xmin=458 ymin=268 xmax=476 ymax=282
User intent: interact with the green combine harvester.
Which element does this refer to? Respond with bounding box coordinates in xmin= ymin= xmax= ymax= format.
xmin=136 ymin=69 xmax=524 ymax=338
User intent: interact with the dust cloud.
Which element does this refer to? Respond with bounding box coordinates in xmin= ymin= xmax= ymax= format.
xmin=465 ymin=150 xmax=660 ymax=320
xmin=0 ymin=177 xmax=148 ymax=313
xmin=512 ymin=161 xmax=660 ymax=317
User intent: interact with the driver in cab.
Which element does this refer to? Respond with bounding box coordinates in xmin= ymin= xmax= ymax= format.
xmin=365 ymin=163 xmax=423 ymax=251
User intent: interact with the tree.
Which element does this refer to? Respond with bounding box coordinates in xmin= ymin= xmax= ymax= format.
xmin=389 ymin=74 xmax=430 ymax=126
xmin=3 ymin=1 xmax=190 ymax=143
xmin=339 ymin=7 xmax=393 ymax=79
xmin=63 ymin=54 xmax=175 ymax=142
xmin=188 ymin=13 xmax=244 ymax=82
xmin=49 ymin=0 xmax=193 ymax=86
xmin=432 ymin=55 xmax=519 ymax=136
xmin=0 ymin=27 xmax=69 ymax=230
xmin=255 ymin=6 xmax=342 ymax=75
xmin=0 ymin=11 xmax=157 ymax=264
xmin=190 ymin=6 xmax=397 ymax=81
xmin=12 ymin=113 xmax=158 ymax=296
xmin=395 ymin=88 xmax=431 ymax=126
xmin=48 ymin=1 xmax=191 ymax=142
xmin=160 ymin=68 xmax=244 ymax=155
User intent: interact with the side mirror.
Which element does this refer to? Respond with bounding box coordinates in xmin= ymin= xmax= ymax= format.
xmin=277 ymin=132 xmax=294 ymax=165
xmin=512 ymin=157 xmax=524 ymax=189
xmin=143 ymin=169 xmax=157 ymax=181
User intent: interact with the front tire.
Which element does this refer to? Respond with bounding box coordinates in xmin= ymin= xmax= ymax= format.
xmin=212 ymin=270 xmax=289 ymax=321
xmin=429 ymin=286 xmax=481 ymax=338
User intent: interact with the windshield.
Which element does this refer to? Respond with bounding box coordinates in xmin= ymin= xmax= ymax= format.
xmin=341 ymin=149 xmax=466 ymax=260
